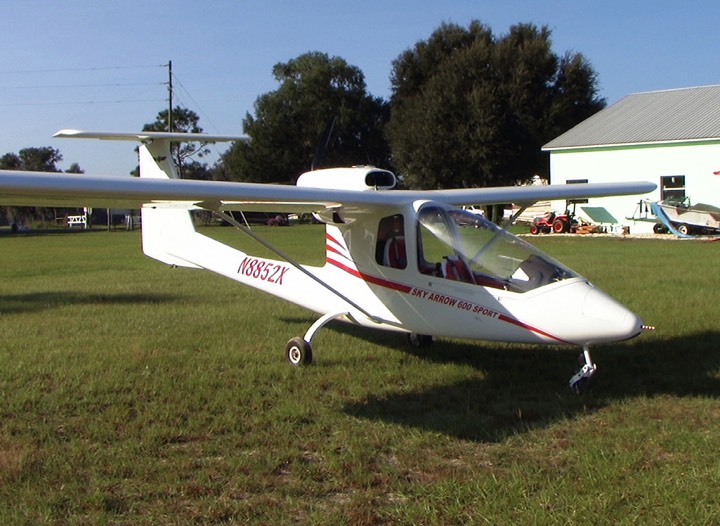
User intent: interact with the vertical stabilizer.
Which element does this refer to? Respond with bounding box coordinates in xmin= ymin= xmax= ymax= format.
xmin=139 ymin=140 xmax=200 ymax=268
xmin=51 ymin=129 xmax=248 ymax=268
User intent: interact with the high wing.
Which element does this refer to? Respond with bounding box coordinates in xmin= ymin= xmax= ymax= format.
xmin=0 ymin=129 xmax=656 ymax=213
xmin=0 ymin=171 xmax=337 ymax=212
xmin=0 ymin=171 xmax=655 ymax=213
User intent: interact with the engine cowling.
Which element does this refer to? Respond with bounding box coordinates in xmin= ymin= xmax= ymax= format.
xmin=296 ymin=166 xmax=396 ymax=191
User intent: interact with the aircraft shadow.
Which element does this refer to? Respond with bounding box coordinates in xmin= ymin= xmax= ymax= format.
xmin=337 ymin=327 xmax=720 ymax=443
xmin=0 ymin=291 xmax=180 ymax=315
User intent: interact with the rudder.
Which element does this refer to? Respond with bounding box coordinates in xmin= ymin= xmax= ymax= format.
xmin=139 ymin=139 xmax=200 ymax=268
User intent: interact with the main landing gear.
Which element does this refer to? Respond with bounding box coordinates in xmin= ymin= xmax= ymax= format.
xmin=569 ymin=345 xmax=597 ymax=393
xmin=407 ymin=333 xmax=433 ymax=347
xmin=286 ymin=337 xmax=313 ymax=366
xmin=285 ymin=312 xmax=434 ymax=366
xmin=285 ymin=311 xmax=351 ymax=366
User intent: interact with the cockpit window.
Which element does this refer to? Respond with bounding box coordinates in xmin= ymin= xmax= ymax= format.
xmin=376 ymin=214 xmax=407 ymax=269
xmin=417 ymin=205 xmax=577 ymax=292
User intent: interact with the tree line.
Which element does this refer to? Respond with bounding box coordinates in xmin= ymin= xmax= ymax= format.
xmin=219 ymin=22 xmax=604 ymax=189
xmin=2 ymin=21 xmax=605 ymax=225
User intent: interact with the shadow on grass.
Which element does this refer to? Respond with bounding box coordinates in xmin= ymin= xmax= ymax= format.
xmin=338 ymin=327 xmax=720 ymax=442
xmin=0 ymin=291 xmax=180 ymax=314
xmin=0 ymin=228 xmax=105 ymax=237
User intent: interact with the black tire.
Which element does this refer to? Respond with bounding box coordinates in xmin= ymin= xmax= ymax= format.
xmin=530 ymin=225 xmax=540 ymax=235
xmin=407 ymin=333 xmax=433 ymax=347
xmin=653 ymin=223 xmax=667 ymax=234
xmin=552 ymin=219 xmax=566 ymax=233
xmin=677 ymin=223 xmax=691 ymax=236
xmin=286 ymin=337 xmax=313 ymax=366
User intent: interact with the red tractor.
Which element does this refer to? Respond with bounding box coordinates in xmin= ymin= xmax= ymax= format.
xmin=529 ymin=210 xmax=576 ymax=235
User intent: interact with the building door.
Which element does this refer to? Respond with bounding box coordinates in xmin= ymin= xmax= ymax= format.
xmin=660 ymin=175 xmax=686 ymax=202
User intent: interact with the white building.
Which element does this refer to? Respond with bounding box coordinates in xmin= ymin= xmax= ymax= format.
xmin=542 ymin=85 xmax=720 ymax=234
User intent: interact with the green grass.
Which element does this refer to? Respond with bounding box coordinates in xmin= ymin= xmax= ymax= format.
xmin=0 ymin=226 xmax=719 ymax=525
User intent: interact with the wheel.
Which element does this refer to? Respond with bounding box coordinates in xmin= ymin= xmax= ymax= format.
xmin=407 ymin=333 xmax=433 ymax=347
xmin=552 ymin=219 xmax=566 ymax=233
xmin=653 ymin=223 xmax=667 ymax=234
xmin=542 ymin=227 xmax=552 ymax=234
xmin=677 ymin=223 xmax=690 ymax=236
xmin=570 ymin=365 xmax=596 ymax=394
xmin=570 ymin=375 xmax=591 ymax=394
xmin=286 ymin=337 xmax=313 ymax=366
xmin=530 ymin=225 xmax=540 ymax=235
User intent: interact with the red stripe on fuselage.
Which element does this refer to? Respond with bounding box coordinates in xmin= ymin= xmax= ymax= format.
xmin=325 ymin=244 xmax=345 ymax=259
xmin=497 ymin=314 xmax=569 ymax=343
xmin=324 ymin=249 xmax=567 ymax=343
xmin=326 ymin=256 xmax=413 ymax=293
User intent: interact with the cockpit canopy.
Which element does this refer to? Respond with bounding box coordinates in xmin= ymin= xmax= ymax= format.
xmin=377 ymin=202 xmax=578 ymax=292
xmin=411 ymin=203 xmax=578 ymax=293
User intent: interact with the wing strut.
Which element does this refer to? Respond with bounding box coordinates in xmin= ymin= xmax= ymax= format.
xmin=500 ymin=204 xmax=529 ymax=229
xmin=212 ymin=209 xmax=396 ymax=327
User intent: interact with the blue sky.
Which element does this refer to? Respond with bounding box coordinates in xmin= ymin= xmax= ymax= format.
xmin=1 ymin=0 xmax=718 ymax=175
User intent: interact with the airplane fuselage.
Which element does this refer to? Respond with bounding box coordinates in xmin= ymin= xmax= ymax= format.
xmin=161 ymin=200 xmax=643 ymax=349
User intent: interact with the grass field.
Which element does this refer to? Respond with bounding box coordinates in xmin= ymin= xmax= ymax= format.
xmin=0 ymin=226 xmax=719 ymax=525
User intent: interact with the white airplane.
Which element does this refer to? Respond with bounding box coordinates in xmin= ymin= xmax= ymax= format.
xmin=0 ymin=130 xmax=656 ymax=392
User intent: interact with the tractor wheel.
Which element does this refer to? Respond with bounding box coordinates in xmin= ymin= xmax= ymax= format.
xmin=552 ymin=219 xmax=566 ymax=233
xmin=530 ymin=225 xmax=540 ymax=235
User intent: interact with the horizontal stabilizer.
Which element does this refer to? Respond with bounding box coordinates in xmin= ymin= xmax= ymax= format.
xmin=54 ymin=129 xmax=249 ymax=143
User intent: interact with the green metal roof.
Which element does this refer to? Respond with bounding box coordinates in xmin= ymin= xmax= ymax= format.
xmin=543 ymin=85 xmax=720 ymax=151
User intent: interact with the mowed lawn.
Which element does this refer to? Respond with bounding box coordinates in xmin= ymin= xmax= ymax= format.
xmin=0 ymin=225 xmax=719 ymax=525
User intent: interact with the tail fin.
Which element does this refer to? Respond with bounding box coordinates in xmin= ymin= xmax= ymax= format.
xmin=51 ymin=129 xmax=248 ymax=268
xmin=139 ymin=139 xmax=200 ymax=268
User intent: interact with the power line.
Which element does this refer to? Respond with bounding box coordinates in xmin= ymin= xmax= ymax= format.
xmin=0 ymin=63 xmax=167 ymax=109
xmin=0 ymin=64 xmax=166 ymax=75
xmin=0 ymin=82 xmax=165 ymax=90
xmin=0 ymin=98 xmax=165 ymax=107
xmin=171 ymin=71 xmax=223 ymax=134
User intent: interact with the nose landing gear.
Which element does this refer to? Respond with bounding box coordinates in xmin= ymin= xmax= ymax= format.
xmin=569 ymin=346 xmax=597 ymax=393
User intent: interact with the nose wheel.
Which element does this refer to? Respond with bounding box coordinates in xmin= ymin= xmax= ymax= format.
xmin=569 ymin=346 xmax=597 ymax=393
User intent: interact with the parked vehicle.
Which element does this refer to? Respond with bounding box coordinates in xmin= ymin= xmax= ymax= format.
xmin=651 ymin=197 xmax=720 ymax=236
xmin=529 ymin=210 xmax=576 ymax=235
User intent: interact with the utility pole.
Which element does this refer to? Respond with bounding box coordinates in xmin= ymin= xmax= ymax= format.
xmin=167 ymin=60 xmax=173 ymax=132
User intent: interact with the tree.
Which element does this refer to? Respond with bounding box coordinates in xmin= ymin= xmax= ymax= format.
xmin=218 ymin=52 xmax=390 ymax=183
xmin=66 ymin=162 xmax=84 ymax=174
xmin=0 ymin=147 xmax=64 ymax=226
xmin=0 ymin=153 xmax=21 ymax=170
xmin=140 ymin=106 xmax=212 ymax=179
xmin=1 ymin=147 xmax=63 ymax=172
xmin=387 ymin=21 xmax=605 ymax=190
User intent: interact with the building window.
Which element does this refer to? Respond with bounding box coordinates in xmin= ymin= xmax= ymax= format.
xmin=660 ymin=175 xmax=686 ymax=202
xmin=565 ymin=179 xmax=588 ymax=205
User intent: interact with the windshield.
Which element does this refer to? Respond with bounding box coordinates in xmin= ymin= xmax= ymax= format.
xmin=416 ymin=204 xmax=578 ymax=292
